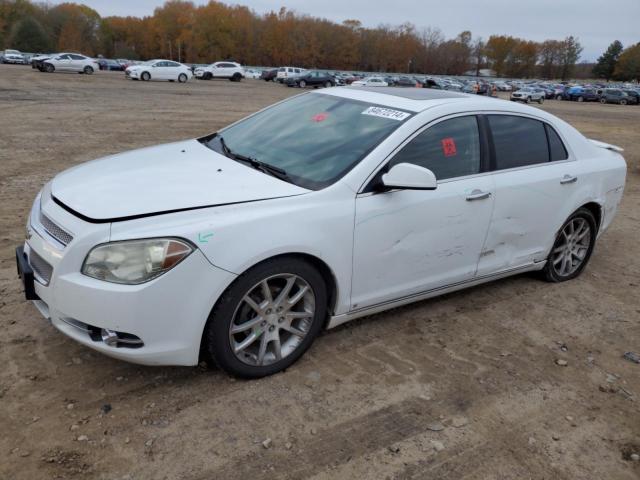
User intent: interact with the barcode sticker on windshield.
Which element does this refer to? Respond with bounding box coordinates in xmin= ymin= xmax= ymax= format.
xmin=361 ymin=106 xmax=410 ymax=121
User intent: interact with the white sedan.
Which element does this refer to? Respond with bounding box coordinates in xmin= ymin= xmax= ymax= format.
xmin=351 ymin=76 xmax=389 ymax=87
xmin=17 ymin=87 xmax=626 ymax=378
xmin=126 ymin=59 xmax=193 ymax=83
xmin=42 ymin=53 xmax=99 ymax=74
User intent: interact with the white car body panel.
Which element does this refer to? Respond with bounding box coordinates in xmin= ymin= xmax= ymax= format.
xmin=194 ymin=62 xmax=244 ymax=79
xmin=46 ymin=53 xmax=97 ymax=73
xmin=50 ymin=139 xmax=308 ymax=221
xmin=21 ymin=87 xmax=627 ymax=366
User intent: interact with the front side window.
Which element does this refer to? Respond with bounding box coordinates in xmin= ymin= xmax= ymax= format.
xmin=488 ymin=115 xmax=549 ymax=169
xmin=202 ymin=93 xmax=412 ymax=190
xmin=389 ymin=116 xmax=481 ymax=180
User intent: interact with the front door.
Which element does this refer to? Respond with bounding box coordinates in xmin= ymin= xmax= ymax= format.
xmin=351 ymin=115 xmax=495 ymax=310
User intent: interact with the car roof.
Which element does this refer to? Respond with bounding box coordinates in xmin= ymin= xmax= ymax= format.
xmin=319 ymin=86 xmax=480 ymax=112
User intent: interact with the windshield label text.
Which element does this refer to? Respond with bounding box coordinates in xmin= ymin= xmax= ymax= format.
xmin=361 ymin=106 xmax=410 ymax=121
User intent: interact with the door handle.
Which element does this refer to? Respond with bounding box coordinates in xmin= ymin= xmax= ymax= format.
xmin=560 ymin=175 xmax=578 ymax=184
xmin=466 ymin=189 xmax=492 ymax=201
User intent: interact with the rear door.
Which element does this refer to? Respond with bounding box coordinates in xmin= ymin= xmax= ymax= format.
xmin=477 ymin=114 xmax=577 ymax=275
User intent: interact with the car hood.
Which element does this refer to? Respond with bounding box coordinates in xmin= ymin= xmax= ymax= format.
xmin=51 ymin=139 xmax=309 ymax=222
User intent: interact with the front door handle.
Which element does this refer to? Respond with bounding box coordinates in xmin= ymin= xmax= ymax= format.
xmin=466 ymin=189 xmax=492 ymax=201
xmin=560 ymin=174 xmax=578 ymax=184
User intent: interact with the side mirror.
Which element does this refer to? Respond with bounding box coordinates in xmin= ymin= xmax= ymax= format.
xmin=382 ymin=163 xmax=437 ymax=190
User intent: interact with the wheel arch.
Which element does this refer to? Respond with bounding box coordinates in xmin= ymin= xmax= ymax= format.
xmin=580 ymin=201 xmax=603 ymax=231
xmin=198 ymin=251 xmax=339 ymax=361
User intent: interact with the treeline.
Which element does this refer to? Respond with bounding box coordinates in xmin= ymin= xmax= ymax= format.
xmin=1 ymin=0 xmax=631 ymax=80
xmin=592 ymin=40 xmax=640 ymax=82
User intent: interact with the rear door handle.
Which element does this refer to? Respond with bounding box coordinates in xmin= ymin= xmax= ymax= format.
xmin=466 ymin=189 xmax=492 ymax=201
xmin=560 ymin=175 xmax=578 ymax=184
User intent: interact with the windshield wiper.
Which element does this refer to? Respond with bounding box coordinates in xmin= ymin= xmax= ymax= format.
xmin=217 ymin=135 xmax=291 ymax=183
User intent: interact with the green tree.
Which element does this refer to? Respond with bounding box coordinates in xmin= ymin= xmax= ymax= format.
xmin=9 ymin=16 xmax=49 ymax=51
xmin=559 ymin=35 xmax=583 ymax=80
xmin=593 ymin=40 xmax=623 ymax=80
xmin=613 ymin=43 xmax=640 ymax=81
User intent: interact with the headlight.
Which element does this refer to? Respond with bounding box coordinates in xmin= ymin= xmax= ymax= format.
xmin=82 ymin=238 xmax=194 ymax=285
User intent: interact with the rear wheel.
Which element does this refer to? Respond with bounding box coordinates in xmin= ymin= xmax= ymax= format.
xmin=83 ymin=65 xmax=94 ymax=75
xmin=141 ymin=71 xmax=150 ymax=81
xmin=577 ymin=96 xmax=584 ymax=102
xmin=324 ymin=81 xmax=332 ymax=88
xmin=538 ymin=97 xmax=544 ymax=104
xmin=178 ymin=73 xmax=188 ymax=83
xmin=525 ymin=96 xmax=531 ymax=104
xmin=542 ymin=208 xmax=597 ymax=282
xmin=555 ymin=94 xmax=563 ymax=100
xmin=203 ymin=257 xmax=327 ymax=378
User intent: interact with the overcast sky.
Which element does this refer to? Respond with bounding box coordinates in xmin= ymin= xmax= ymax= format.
xmin=46 ymin=0 xmax=638 ymax=61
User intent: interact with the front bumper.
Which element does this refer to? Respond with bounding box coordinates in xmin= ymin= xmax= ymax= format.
xmin=19 ymin=190 xmax=237 ymax=366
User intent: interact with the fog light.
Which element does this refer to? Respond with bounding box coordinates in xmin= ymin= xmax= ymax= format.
xmin=101 ymin=328 xmax=119 ymax=347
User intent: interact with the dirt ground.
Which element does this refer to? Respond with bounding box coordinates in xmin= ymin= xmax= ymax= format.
xmin=1 ymin=65 xmax=639 ymax=480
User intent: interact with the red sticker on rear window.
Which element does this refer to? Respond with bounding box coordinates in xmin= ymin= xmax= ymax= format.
xmin=441 ymin=137 xmax=457 ymax=157
xmin=311 ymin=112 xmax=329 ymax=122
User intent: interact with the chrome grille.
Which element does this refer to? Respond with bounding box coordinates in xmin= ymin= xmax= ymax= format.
xmin=29 ymin=249 xmax=53 ymax=285
xmin=40 ymin=211 xmax=73 ymax=246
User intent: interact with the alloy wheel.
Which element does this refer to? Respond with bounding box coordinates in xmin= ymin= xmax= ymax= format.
xmin=551 ymin=217 xmax=591 ymax=277
xmin=229 ymin=274 xmax=315 ymax=366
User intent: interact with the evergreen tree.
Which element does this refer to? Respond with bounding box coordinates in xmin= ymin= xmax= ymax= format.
xmin=593 ymin=40 xmax=623 ymax=80
xmin=9 ymin=16 xmax=50 ymax=52
xmin=613 ymin=43 xmax=640 ymax=81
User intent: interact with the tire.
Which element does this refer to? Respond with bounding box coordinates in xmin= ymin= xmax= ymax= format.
xmin=204 ymin=72 xmax=212 ymax=80
xmin=620 ymin=99 xmax=627 ymax=105
xmin=577 ymin=96 xmax=584 ymax=102
xmin=299 ymin=80 xmax=307 ymax=88
xmin=83 ymin=65 xmax=94 ymax=75
xmin=178 ymin=73 xmax=188 ymax=83
xmin=525 ymin=96 xmax=531 ymax=104
xmin=538 ymin=97 xmax=544 ymax=104
xmin=599 ymin=98 xmax=606 ymax=104
xmin=556 ymin=94 xmax=563 ymax=100
xmin=232 ymin=72 xmax=242 ymax=82
xmin=141 ymin=71 xmax=150 ymax=81
xmin=542 ymin=207 xmax=597 ymax=283
xmin=202 ymin=257 xmax=328 ymax=378
xmin=324 ymin=81 xmax=332 ymax=88
xmin=45 ymin=63 xmax=55 ymax=73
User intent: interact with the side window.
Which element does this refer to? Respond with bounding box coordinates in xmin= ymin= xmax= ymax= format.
xmin=70 ymin=54 xmax=85 ymax=60
xmin=390 ymin=116 xmax=481 ymax=180
xmin=488 ymin=115 xmax=549 ymax=169
xmin=546 ymin=125 xmax=568 ymax=161
xmin=58 ymin=54 xmax=70 ymax=60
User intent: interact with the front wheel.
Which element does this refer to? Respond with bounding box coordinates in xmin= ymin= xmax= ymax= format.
xmin=178 ymin=73 xmax=188 ymax=83
xmin=525 ymin=96 xmax=531 ymax=104
xmin=538 ymin=97 xmax=544 ymax=104
xmin=141 ymin=71 xmax=151 ymax=81
xmin=83 ymin=65 xmax=94 ymax=75
xmin=299 ymin=80 xmax=307 ymax=88
xmin=542 ymin=208 xmax=597 ymax=282
xmin=620 ymin=99 xmax=628 ymax=105
xmin=577 ymin=96 xmax=584 ymax=102
xmin=324 ymin=81 xmax=332 ymax=88
xmin=45 ymin=63 xmax=55 ymax=73
xmin=600 ymin=98 xmax=607 ymax=104
xmin=203 ymin=257 xmax=327 ymax=378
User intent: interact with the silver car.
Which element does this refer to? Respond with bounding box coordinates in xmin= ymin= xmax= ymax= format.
xmin=511 ymin=87 xmax=544 ymax=104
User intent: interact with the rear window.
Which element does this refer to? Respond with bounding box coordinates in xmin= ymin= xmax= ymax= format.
xmin=546 ymin=125 xmax=568 ymax=161
xmin=488 ymin=115 xmax=549 ymax=169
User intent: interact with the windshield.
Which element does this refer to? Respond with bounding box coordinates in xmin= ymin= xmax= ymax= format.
xmin=202 ymin=93 xmax=412 ymax=190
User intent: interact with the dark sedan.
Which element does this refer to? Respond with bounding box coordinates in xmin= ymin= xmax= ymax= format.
xmin=98 ymin=59 xmax=125 ymax=71
xmin=260 ymin=68 xmax=278 ymax=81
xmin=285 ymin=70 xmax=335 ymax=88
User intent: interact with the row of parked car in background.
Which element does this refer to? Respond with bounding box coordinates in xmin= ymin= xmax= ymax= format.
xmin=4 ymin=48 xmax=638 ymax=103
